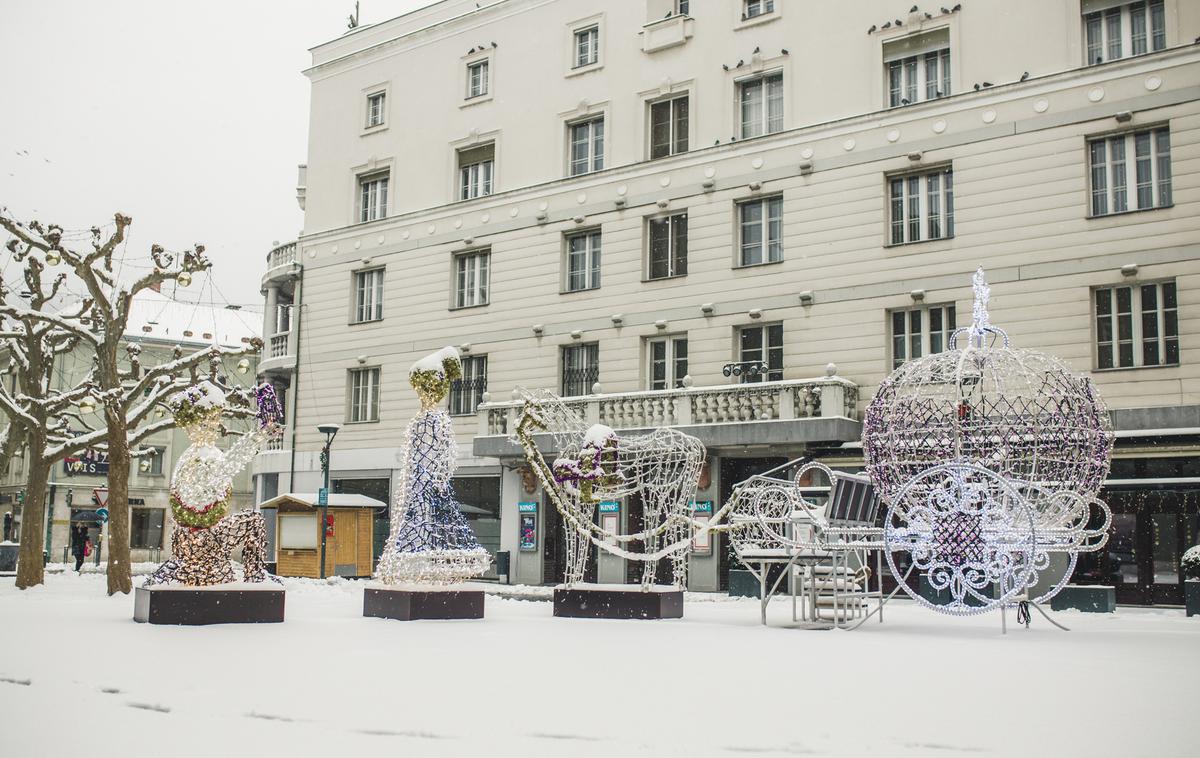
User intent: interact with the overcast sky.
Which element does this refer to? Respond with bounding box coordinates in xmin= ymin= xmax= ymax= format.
xmin=0 ymin=0 xmax=435 ymax=310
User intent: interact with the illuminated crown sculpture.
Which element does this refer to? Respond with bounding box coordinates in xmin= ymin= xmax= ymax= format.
xmin=375 ymin=347 xmax=492 ymax=586
xmin=863 ymin=268 xmax=1114 ymax=614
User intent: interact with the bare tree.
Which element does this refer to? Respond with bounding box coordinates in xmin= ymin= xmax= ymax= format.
xmin=1 ymin=210 xmax=261 ymax=594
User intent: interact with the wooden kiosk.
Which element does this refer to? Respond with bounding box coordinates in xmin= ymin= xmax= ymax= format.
xmin=260 ymin=493 xmax=382 ymax=578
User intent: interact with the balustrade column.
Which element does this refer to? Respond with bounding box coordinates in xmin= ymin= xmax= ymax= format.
xmin=821 ymin=384 xmax=846 ymax=418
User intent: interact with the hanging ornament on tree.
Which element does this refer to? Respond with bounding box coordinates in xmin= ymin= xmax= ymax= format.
xmin=177 ymin=271 xmax=193 ymax=287
xmin=44 ymin=249 xmax=61 ymax=266
xmin=375 ymin=347 xmax=491 ymax=585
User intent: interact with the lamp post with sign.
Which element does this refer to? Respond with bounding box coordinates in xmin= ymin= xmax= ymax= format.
xmin=317 ymin=423 xmax=340 ymax=579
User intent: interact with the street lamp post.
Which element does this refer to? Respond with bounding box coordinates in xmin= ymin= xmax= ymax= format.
xmin=317 ymin=423 xmax=340 ymax=579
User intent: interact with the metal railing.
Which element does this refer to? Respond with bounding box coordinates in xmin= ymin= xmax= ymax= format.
xmin=478 ymin=375 xmax=859 ymax=437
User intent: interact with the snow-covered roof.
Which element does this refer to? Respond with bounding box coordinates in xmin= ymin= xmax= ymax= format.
xmin=124 ymin=290 xmax=260 ymax=349
xmin=259 ymin=492 xmax=388 ymax=510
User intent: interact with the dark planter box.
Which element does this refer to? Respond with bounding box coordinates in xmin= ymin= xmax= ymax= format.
xmin=363 ymin=587 xmax=485 ymax=620
xmin=1050 ymin=585 xmax=1116 ymax=614
xmin=728 ymin=569 xmax=760 ymax=598
xmin=919 ymin=574 xmax=994 ymax=607
xmin=0 ymin=543 xmax=18 ymax=573
xmin=554 ymin=586 xmax=683 ymax=620
xmin=1186 ymin=580 xmax=1200 ymax=618
xmin=133 ymin=585 xmax=285 ymax=625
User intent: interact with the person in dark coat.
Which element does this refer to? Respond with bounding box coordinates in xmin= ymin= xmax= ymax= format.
xmin=70 ymin=524 xmax=89 ymax=572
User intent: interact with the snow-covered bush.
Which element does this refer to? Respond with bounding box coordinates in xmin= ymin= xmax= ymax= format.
xmin=1182 ymin=545 xmax=1200 ymax=581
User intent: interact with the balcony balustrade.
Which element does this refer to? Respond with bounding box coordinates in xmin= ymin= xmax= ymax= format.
xmin=477 ymin=375 xmax=859 ymax=439
xmin=267 ymin=241 xmax=297 ymax=269
xmin=269 ymin=333 xmax=291 ymax=359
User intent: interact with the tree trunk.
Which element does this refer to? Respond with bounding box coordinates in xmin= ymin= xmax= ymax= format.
xmin=15 ymin=454 xmax=50 ymax=589
xmin=105 ymin=430 xmax=133 ymax=595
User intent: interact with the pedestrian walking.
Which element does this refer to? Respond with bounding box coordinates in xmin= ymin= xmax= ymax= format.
xmin=71 ymin=523 xmax=88 ymax=572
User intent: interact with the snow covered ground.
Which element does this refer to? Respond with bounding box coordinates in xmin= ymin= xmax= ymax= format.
xmin=1 ymin=574 xmax=1194 ymax=757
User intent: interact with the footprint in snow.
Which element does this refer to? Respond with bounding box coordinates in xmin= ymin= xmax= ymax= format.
xmin=126 ymin=702 xmax=171 ymax=713
xmin=246 ymin=712 xmax=296 ymax=723
xmin=356 ymin=728 xmax=445 ymax=739
xmin=0 ymin=676 xmax=31 ymax=686
xmin=100 ymin=687 xmax=121 ymax=695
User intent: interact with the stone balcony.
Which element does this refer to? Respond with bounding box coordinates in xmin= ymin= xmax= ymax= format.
xmin=258 ymin=330 xmax=296 ymax=374
xmin=472 ymin=374 xmax=861 ymax=458
xmin=261 ymin=240 xmax=300 ymax=291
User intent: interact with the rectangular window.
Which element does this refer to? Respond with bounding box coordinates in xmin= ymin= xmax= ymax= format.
xmin=648 ymin=336 xmax=688 ymax=390
xmin=276 ymin=304 xmax=292 ymax=334
xmin=562 ymin=343 xmax=599 ymax=397
xmin=1095 ymin=281 xmax=1178 ymax=369
xmin=884 ymin=30 xmax=951 ymax=108
xmin=467 ymin=60 xmax=489 ymax=99
xmin=1084 ymin=0 xmax=1165 ymax=65
xmin=1088 ymin=127 xmax=1171 ymax=216
xmin=568 ymin=117 xmax=604 ymax=176
xmin=358 ymin=172 xmax=389 ymax=223
xmin=574 ymin=25 xmax=599 ymax=68
xmin=353 ymin=268 xmax=384 ymax=323
xmin=565 ymin=230 xmax=602 ymax=291
xmin=744 ymin=0 xmax=775 ymax=19
xmin=458 ymin=143 xmax=495 ymax=200
xmin=738 ymin=195 xmax=784 ymax=266
xmin=349 ymin=367 xmax=381 ymax=423
xmin=648 ymin=213 xmax=688 ymax=280
xmin=675 ymin=0 xmax=690 ymax=14
xmin=449 ymin=356 xmax=488 ymax=415
xmin=889 ymin=167 xmax=954 ymax=245
xmin=739 ymin=72 xmax=784 ymax=138
xmin=130 ymin=508 xmax=164 ymax=550
xmin=890 ymin=304 xmax=957 ymax=369
xmin=649 ymin=95 xmax=689 ymax=159
xmin=454 ymin=250 xmax=490 ymax=308
xmin=738 ymin=324 xmax=784 ymax=383
xmin=145 ymin=446 xmax=166 ymax=476
xmin=366 ymin=91 xmax=386 ymax=128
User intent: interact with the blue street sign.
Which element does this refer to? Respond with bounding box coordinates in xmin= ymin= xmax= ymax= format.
xmin=95 ymin=507 xmax=109 ymax=523
xmin=598 ymin=501 xmax=620 ymax=512
xmin=318 ymin=488 xmax=328 ymax=507
xmin=692 ymin=500 xmax=713 ymax=513
xmin=517 ymin=501 xmax=538 ymax=513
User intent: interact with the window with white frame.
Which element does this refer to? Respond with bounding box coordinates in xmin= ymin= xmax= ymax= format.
xmin=144 ymin=445 xmax=166 ymax=476
xmin=738 ymin=195 xmax=783 ymax=266
xmin=466 ymin=59 xmax=489 ymax=99
xmin=562 ymin=343 xmax=599 ymax=397
xmin=649 ymin=95 xmax=689 ymax=159
xmin=458 ymin=143 xmax=494 ymax=200
xmin=1084 ymin=0 xmax=1166 ymax=66
xmin=1088 ymin=127 xmax=1172 ymax=216
xmin=647 ymin=336 xmax=688 ymax=390
xmin=366 ymin=91 xmax=386 ymax=128
xmin=568 ymin=116 xmax=604 ymax=176
xmin=738 ymin=72 xmax=783 ymax=138
xmin=738 ymin=324 xmax=784 ymax=383
xmin=358 ymin=172 xmax=389 ymax=223
xmin=889 ymin=167 xmax=954 ymax=245
xmin=573 ymin=25 xmax=599 ymax=68
xmin=744 ymin=0 xmax=775 ymax=19
xmin=648 ymin=213 xmax=688 ymax=279
xmin=1095 ymin=281 xmax=1178 ymax=369
xmin=884 ymin=30 xmax=951 ymax=108
xmin=276 ymin=303 xmax=292 ymax=334
xmin=890 ymin=304 xmax=957 ymax=370
xmin=449 ymin=355 xmax=488 ymax=415
xmin=348 ymin=367 xmax=381 ymax=423
xmin=565 ymin=230 xmax=601 ymax=292
xmin=353 ymin=268 xmax=384 ymax=323
xmin=454 ymin=250 xmax=490 ymax=308
xmin=675 ymin=0 xmax=690 ymax=14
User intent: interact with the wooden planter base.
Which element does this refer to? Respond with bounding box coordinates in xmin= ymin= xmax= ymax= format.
xmin=553 ymin=585 xmax=683 ymax=620
xmin=133 ymin=584 xmax=285 ymax=625
xmin=363 ymin=587 xmax=485 ymax=620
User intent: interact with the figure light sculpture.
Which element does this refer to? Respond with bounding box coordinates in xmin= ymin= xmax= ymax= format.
xmin=136 ymin=381 xmax=285 ymax=624
xmin=144 ymin=381 xmax=283 ymax=587
xmin=514 ymin=389 xmax=710 ymax=618
xmin=365 ymin=347 xmax=491 ymax=621
xmin=728 ymin=269 xmax=1113 ymax=628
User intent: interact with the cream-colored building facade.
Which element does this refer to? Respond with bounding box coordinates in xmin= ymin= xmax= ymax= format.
xmin=256 ymin=0 xmax=1200 ymax=601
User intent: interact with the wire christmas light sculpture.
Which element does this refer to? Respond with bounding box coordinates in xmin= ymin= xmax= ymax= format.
xmin=727 ymin=268 xmax=1114 ymax=624
xmin=145 ymin=381 xmax=283 ymax=586
xmin=515 ymin=389 xmax=709 ymax=589
xmin=375 ymin=347 xmax=492 ymax=586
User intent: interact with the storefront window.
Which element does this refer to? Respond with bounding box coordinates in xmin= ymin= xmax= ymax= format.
xmin=130 ymin=508 xmax=164 ymax=550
